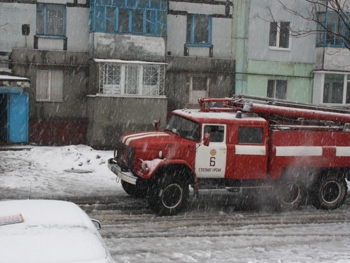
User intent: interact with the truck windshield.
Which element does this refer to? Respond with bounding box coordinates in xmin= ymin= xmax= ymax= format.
xmin=165 ymin=114 xmax=200 ymax=141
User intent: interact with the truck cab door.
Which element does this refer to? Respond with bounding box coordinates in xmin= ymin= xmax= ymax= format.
xmin=195 ymin=124 xmax=226 ymax=178
xmin=228 ymin=126 xmax=268 ymax=179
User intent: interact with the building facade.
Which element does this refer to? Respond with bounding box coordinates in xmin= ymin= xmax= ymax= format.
xmin=312 ymin=4 xmax=350 ymax=106
xmin=0 ymin=0 xmax=235 ymax=148
xmin=235 ymin=0 xmax=316 ymax=103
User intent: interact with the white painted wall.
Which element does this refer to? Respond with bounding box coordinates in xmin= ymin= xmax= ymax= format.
xmin=316 ymin=48 xmax=350 ymax=71
xmin=248 ymin=0 xmax=316 ymax=63
xmin=0 ymin=3 xmax=36 ymax=51
xmin=0 ymin=2 xmax=89 ymax=53
xmin=312 ymin=72 xmax=324 ymax=104
xmin=167 ymin=1 xmax=232 ymax=58
xmin=212 ymin=17 xmax=233 ymax=58
xmin=166 ymin=15 xmax=187 ymax=56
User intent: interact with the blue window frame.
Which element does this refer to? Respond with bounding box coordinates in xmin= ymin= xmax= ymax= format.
xmin=317 ymin=11 xmax=350 ymax=48
xmin=186 ymin=14 xmax=212 ymax=47
xmin=37 ymin=3 xmax=66 ymax=38
xmin=90 ymin=0 xmax=167 ymax=37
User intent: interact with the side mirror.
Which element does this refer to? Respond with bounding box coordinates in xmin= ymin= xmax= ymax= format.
xmin=91 ymin=219 xmax=101 ymax=230
xmin=153 ymin=120 xmax=160 ymax=131
xmin=203 ymin=133 xmax=210 ymax=147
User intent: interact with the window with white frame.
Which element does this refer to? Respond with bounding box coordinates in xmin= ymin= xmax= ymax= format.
xmin=267 ymin=79 xmax=287 ymax=100
xmin=186 ymin=76 xmax=209 ymax=104
xmin=37 ymin=3 xmax=66 ymax=37
xmin=186 ymin=14 xmax=212 ymax=46
xmin=323 ymin=73 xmax=350 ymax=104
xmin=269 ymin=22 xmax=290 ymax=49
xmin=99 ymin=62 xmax=165 ymax=96
xmin=36 ymin=70 xmax=64 ymax=102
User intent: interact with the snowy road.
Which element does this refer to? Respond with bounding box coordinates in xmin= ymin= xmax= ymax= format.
xmin=83 ymin=191 xmax=350 ymax=263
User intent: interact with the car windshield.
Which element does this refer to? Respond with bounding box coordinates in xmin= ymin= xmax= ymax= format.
xmin=165 ymin=114 xmax=200 ymax=141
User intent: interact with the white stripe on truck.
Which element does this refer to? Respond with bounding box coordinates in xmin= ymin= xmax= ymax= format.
xmin=124 ymin=133 xmax=170 ymax=146
xmin=235 ymin=145 xmax=266 ymax=155
xmin=276 ymin=146 xmax=322 ymax=156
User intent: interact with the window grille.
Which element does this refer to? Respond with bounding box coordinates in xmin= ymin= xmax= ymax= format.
xmin=98 ymin=61 xmax=165 ymax=96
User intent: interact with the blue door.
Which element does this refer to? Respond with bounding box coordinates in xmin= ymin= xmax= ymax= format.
xmin=9 ymin=93 xmax=29 ymax=143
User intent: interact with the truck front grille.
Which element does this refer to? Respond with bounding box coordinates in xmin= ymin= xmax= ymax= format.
xmin=116 ymin=143 xmax=135 ymax=172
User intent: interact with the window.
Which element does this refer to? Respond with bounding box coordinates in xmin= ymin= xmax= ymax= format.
xmin=267 ymin=80 xmax=287 ymax=100
xmin=37 ymin=3 xmax=66 ymax=37
xmin=90 ymin=0 xmax=167 ymax=37
xmin=317 ymin=11 xmax=350 ymax=47
xmin=204 ymin=125 xmax=225 ymax=143
xmin=186 ymin=14 xmax=212 ymax=46
xmin=238 ymin=127 xmax=263 ymax=144
xmin=36 ymin=70 xmax=64 ymax=102
xmin=186 ymin=76 xmax=209 ymax=104
xmin=269 ymin=22 xmax=290 ymax=49
xmin=98 ymin=62 xmax=165 ymax=96
xmin=323 ymin=73 xmax=350 ymax=104
xmin=166 ymin=115 xmax=200 ymax=141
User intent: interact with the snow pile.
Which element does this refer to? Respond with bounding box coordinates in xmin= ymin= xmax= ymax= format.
xmin=0 ymin=145 xmax=119 ymax=200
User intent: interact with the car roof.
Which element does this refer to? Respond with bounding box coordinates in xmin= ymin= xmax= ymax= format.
xmin=0 ymin=200 xmax=112 ymax=263
xmin=0 ymin=199 xmax=92 ymax=227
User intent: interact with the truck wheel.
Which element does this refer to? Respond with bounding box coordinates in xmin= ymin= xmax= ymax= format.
xmin=121 ymin=180 xmax=147 ymax=198
xmin=312 ymin=174 xmax=347 ymax=210
xmin=277 ymin=181 xmax=302 ymax=210
xmin=148 ymin=175 xmax=189 ymax=216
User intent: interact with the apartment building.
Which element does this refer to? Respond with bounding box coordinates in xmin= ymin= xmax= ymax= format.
xmin=235 ymin=0 xmax=316 ymax=103
xmin=0 ymin=0 xmax=235 ymax=148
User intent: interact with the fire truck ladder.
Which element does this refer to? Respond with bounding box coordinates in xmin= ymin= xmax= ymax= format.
xmin=198 ymin=94 xmax=350 ymax=130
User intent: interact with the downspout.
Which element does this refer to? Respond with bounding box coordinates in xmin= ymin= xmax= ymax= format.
xmin=232 ymin=0 xmax=250 ymax=94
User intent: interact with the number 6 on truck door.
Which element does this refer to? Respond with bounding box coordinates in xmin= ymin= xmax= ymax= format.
xmin=196 ymin=124 xmax=227 ymax=178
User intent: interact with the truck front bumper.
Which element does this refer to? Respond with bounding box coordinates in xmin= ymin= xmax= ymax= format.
xmin=108 ymin=158 xmax=138 ymax=185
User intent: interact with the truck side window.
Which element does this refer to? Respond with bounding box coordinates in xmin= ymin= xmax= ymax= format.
xmin=204 ymin=125 xmax=224 ymax=142
xmin=238 ymin=127 xmax=263 ymax=144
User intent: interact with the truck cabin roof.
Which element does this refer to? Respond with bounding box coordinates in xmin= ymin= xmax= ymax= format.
xmin=172 ymin=109 xmax=268 ymax=126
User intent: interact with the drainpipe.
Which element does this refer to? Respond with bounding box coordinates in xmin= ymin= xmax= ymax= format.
xmin=232 ymin=0 xmax=250 ymax=94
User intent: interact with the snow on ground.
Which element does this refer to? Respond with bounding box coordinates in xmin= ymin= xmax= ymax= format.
xmin=2 ymin=145 xmax=350 ymax=262
xmin=0 ymin=145 xmax=120 ymax=200
xmin=106 ymin=221 xmax=350 ymax=263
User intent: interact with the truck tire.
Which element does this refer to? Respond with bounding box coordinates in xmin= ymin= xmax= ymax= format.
xmin=312 ymin=174 xmax=347 ymax=210
xmin=277 ymin=180 xmax=302 ymax=210
xmin=148 ymin=174 xmax=189 ymax=216
xmin=121 ymin=180 xmax=147 ymax=198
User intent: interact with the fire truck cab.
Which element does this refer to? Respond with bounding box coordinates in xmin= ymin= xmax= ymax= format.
xmin=108 ymin=95 xmax=350 ymax=215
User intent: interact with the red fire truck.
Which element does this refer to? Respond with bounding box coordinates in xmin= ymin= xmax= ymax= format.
xmin=108 ymin=95 xmax=350 ymax=215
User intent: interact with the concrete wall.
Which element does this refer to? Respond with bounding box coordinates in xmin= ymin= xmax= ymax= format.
xmin=165 ymin=56 xmax=235 ymax=110
xmin=86 ymin=96 xmax=168 ymax=149
xmin=10 ymin=49 xmax=90 ymax=145
xmin=91 ymin=33 xmax=166 ymax=61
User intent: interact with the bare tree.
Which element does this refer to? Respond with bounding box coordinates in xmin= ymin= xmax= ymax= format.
xmin=277 ymin=0 xmax=350 ymax=50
